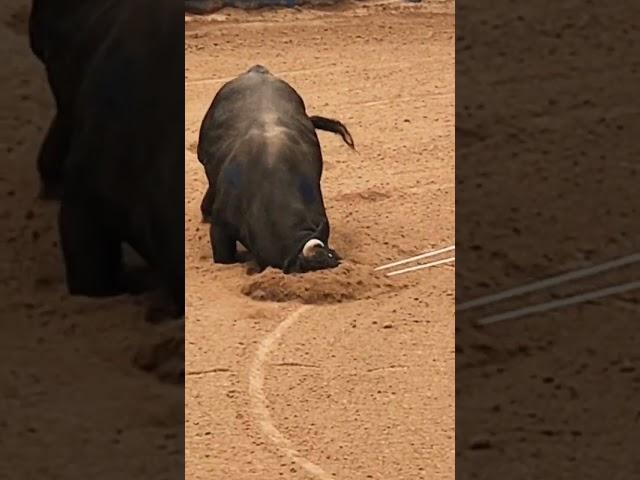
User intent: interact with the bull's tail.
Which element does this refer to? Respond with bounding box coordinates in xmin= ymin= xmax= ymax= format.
xmin=309 ymin=116 xmax=355 ymax=150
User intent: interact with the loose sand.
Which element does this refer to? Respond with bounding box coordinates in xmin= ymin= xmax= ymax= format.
xmin=1 ymin=3 xmax=183 ymax=479
xmin=185 ymin=1 xmax=454 ymax=479
xmin=455 ymin=1 xmax=640 ymax=478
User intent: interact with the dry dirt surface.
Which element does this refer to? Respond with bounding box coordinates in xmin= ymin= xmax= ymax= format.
xmin=455 ymin=1 xmax=640 ymax=479
xmin=185 ymin=1 xmax=454 ymax=479
xmin=1 ymin=3 xmax=183 ymax=479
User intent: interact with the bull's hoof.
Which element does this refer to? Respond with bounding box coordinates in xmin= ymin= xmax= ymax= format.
xmin=67 ymin=271 xmax=156 ymax=298
xmin=236 ymin=251 xmax=253 ymax=263
xmin=246 ymin=262 xmax=263 ymax=275
xmin=213 ymin=257 xmax=238 ymax=265
xmin=67 ymin=287 xmax=128 ymax=298
xmin=119 ymin=266 xmax=160 ymax=295
xmin=67 ymin=283 xmax=125 ymax=298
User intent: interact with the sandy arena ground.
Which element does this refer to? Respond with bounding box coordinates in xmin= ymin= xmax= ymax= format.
xmin=1 ymin=3 xmax=183 ymax=479
xmin=185 ymin=1 xmax=454 ymax=479
xmin=455 ymin=2 xmax=640 ymax=478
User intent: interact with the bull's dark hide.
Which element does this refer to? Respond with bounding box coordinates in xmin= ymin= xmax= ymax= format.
xmin=185 ymin=0 xmax=224 ymax=14
xmin=197 ymin=65 xmax=353 ymax=274
xmin=29 ymin=0 xmax=118 ymax=198
xmin=30 ymin=0 xmax=185 ymax=318
xmin=185 ymin=0 xmax=342 ymax=15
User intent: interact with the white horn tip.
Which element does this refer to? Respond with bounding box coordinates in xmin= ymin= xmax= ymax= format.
xmin=302 ymin=238 xmax=325 ymax=257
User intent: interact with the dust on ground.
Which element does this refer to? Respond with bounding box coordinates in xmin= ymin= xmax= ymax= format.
xmin=185 ymin=1 xmax=454 ymax=479
xmin=0 ymin=3 xmax=183 ymax=479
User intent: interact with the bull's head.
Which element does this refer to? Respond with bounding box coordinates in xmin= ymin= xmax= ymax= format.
xmin=284 ymin=239 xmax=341 ymax=274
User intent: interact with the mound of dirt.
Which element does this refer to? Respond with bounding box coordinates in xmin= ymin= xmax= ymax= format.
xmin=241 ymin=262 xmax=399 ymax=304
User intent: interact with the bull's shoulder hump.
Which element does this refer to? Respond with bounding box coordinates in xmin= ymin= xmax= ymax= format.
xmin=246 ymin=64 xmax=271 ymax=75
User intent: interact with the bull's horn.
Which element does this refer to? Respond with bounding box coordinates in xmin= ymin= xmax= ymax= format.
xmin=302 ymin=239 xmax=325 ymax=257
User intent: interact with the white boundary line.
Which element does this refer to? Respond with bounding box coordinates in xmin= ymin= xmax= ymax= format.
xmin=248 ymin=305 xmax=335 ymax=480
xmin=476 ymin=280 xmax=640 ymax=326
xmin=386 ymin=256 xmax=455 ymax=276
xmin=458 ymin=253 xmax=640 ymax=311
xmin=375 ymin=245 xmax=455 ymax=271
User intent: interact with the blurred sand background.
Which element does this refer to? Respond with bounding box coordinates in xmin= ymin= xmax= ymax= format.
xmin=456 ymin=1 xmax=640 ymax=478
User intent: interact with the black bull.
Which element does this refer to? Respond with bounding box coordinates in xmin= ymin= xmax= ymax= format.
xmin=29 ymin=0 xmax=112 ymax=199
xmin=29 ymin=0 xmax=185 ymax=317
xmin=197 ymin=65 xmax=355 ymax=274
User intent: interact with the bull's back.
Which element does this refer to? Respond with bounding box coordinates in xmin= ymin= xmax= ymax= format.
xmin=220 ymin=66 xmax=307 ymax=115
xmin=68 ymin=0 xmax=183 ymax=203
xmin=199 ymin=68 xmax=308 ymax=149
xmin=30 ymin=0 xmax=119 ymax=108
xmin=212 ymin=137 xmax=326 ymax=267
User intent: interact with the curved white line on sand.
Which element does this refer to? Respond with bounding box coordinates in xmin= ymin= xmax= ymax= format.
xmin=248 ymin=305 xmax=335 ymax=480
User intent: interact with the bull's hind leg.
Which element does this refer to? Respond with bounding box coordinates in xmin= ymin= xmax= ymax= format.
xmin=210 ymin=223 xmax=237 ymax=264
xmin=133 ymin=225 xmax=185 ymax=324
xmin=118 ymin=245 xmax=160 ymax=295
xmin=200 ymin=186 xmax=215 ymax=223
xmin=59 ymin=196 xmax=125 ymax=296
xmin=37 ymin=114 xmax=70 ymax=201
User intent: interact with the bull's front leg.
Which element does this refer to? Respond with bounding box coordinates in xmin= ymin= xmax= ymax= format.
xmin=37 ymin=114 xmax=71 ymax=201
xmin=58 ymin=195 xmax=126 ymax=296
xmin=210 ymin=222 xmax=238 ymax=264
xmin=145 ymin=251 xmax=185 ymax=324
xmin=200 ymin=185 xmax=214 ymax=223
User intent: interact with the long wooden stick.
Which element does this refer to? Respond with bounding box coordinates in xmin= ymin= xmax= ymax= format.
xmin=375 ymin=245 xmax=455 ymax=271
xmin=476 ymin=280 xmax=640 ymax=326
xmin=386 ymin=256 xmax=455 ymax=277
xmin=458 ymin=253 xmax=640 ymax=311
